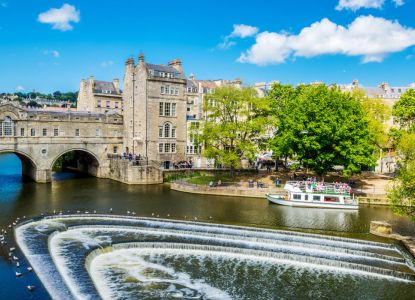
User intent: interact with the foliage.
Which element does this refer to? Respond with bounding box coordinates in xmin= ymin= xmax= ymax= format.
xmin=392 ymin=88 xmax=415 ymax=131
xmin=352 ymin=89 xmax=391 ymax=149
xmin=187 ymin=174 xmax=234 ymax=185
xmin=268 ymin=83 xmax=376 ymax=177
xmin=52 ymin=152 xmax=76 ymax=171
xmin=387 ymin=132 xmax=415 ymax=221
xmin=199 ymin=86 xmax=271 ymax=169
xmin=14 ymin=91 xmax=78 ymax=103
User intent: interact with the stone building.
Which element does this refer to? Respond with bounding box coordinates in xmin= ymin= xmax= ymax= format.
xmin=184 ymin=75 xmax=242 ymax=167
xmin=77 ymin=76 xmax=122 ymax=114
xmin=122 ymin=54 xmax=187 ymax=169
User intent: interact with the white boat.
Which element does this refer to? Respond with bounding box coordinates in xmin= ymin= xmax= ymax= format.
xmin=267 ymin=181 xmax=358 ymax=209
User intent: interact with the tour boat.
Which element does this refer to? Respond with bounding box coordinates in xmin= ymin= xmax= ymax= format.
xmin=267 ymin=181 xmax=358 ymax=209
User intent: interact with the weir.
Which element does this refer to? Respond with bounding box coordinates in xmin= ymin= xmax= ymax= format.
xmin=14 ymin=215 xmax=415 ymax=300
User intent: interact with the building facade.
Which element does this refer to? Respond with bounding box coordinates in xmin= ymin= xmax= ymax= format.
xmin=122 ymin=54 xmax=187 ymax=169
xmin=77 ymin=76 xmax=123 ymax=114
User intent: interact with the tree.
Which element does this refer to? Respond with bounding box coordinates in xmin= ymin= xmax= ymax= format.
xmin=392 ymin=89 xmax=415 ymax=131
xmin=387 ymin=132 xmax=415 ymax=221
xmin=199 ymin=86 xmax=270 ymax=170
xmin=268 ymin=84 xmax=376 ymax=177
xmin=352 ymin=89 xmax=391 ymax=149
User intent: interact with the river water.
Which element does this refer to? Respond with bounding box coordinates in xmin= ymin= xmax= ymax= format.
xmin=1 ymin=153 xmax=415 ymax=299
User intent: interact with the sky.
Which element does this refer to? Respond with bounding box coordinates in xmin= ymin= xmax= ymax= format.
xmin=1 ymin=0 xmax=415 ymax=93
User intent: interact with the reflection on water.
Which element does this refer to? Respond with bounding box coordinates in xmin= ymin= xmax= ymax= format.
xmin=1 ymin=153 xmax=415 ymax=299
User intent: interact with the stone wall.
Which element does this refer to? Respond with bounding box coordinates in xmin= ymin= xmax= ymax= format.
xmin=171 ymin=181 xmax=284 ymax=198
xmin=108 ymin=159 xmax=163 ymax=184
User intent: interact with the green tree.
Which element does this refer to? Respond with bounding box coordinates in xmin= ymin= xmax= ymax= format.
xmin=392 ymin=89 xmax=415 ymax=131
xmin=387 ymin=132 xmax=415 ymax=221
xmin=268 ymin=84 xmax=376 ymax=177
xmin=353 ymin=89 xmax=391 ymax=149
xmin=199 ymin=86 xmax=270 ymax=170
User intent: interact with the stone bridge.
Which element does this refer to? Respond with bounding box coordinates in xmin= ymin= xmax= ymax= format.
xmin=0 ymin=103 xmax=124 ymax=182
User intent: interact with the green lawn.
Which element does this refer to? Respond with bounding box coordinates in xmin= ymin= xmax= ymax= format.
xmin=187 ymin=175 xmax=235 ymax=185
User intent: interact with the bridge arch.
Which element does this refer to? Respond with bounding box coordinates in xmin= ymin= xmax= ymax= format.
xmin=0 ymin=149 xmax=39 ymax=181
xmin=51 ymin=148 xmax=101 ymax=177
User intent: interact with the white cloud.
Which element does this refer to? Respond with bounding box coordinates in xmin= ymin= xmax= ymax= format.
xmin=101 ymin=60 xmax=114 ymax=68
xmin=336 ymin=0 xmax=404 ymax=10
xmin=15 ymin=85 xmax=25 ymax=91
xmin=230 ymin=24 xmax=259 ymax=38
xmin=219 ymin=24 xmax=259 ymax=49
xmin=38 ymin=4 xmax=80 ymax=31
xmin=336 ymin=0 xmax=384 ymax=11
xmin=238 ymin=16 xmax=415 ymax=65
xmin=43 ymin=50 xmax=60 ymax=58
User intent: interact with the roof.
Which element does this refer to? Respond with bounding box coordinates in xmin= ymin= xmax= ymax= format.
xmin=93 ymin=80 xmax=120 ymax=95
xmin=146 ymin=63 xmax=185 ymax=79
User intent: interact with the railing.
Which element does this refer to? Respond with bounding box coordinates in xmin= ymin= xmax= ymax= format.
xmin=174 ymin=179 xmax=285 ymax=192
xmin=286 ymin=181 xmax=352 ymax=195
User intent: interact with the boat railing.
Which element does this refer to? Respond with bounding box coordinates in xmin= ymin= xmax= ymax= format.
xmin=285 ymin=181 xmax=352 ymax=196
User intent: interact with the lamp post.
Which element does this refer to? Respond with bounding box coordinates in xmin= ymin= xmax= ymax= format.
xmin=132 ymin=71 xmax=136 ymax=155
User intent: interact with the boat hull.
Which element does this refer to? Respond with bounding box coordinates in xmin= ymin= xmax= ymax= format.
xmin=267 ymin=194 xmax=358 ymax=210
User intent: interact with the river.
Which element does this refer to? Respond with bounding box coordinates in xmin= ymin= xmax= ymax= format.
xmin=0 ymin=153 xmax=415 ymax=299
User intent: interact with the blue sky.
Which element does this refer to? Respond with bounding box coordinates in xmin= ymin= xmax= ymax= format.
xmin=0 ymin=0 xmax=415 ymax=93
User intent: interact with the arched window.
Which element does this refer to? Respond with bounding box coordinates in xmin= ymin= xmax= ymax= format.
xmin=2 ymin=116 xmax=14 ymax=136
xmin=164 ymin=123 xmax=171 ymax=138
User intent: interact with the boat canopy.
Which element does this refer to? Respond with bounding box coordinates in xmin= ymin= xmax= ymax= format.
xmin=285 ymin=181 xmax=352 ymax=196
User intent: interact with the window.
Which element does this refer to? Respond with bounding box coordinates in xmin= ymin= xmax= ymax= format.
xmin=115 ymin=102 xmax=119 ymax=108
xmin=324 ymin=196 xmax=340 ymax=203
xmin=171 ymin=103 xmax=176 ymax=116
xmin=3 ymin=117 xmax=13 ymax=136
xmin=159 ymin=143 xmax=164 ymax=153
xmin=164 ymin=123 xmax=171 ymax=138
xmin=171 ymin=143 xmax=176 ymax=153
xmin=97 ymin=100 xmax=102 ymax=108
xmin=305 ymin=195 xmax=308 ymax=201
xmin=164 ymin=143 xmax=171 ymax=153
xmin=42 ymin=128 xmax=47 ymax=136
xmin=164 ymin=103 xmax=171 ymax=116
xmin=53 ymin=128 xmax=59 ymax=136
xmin=106 ymin=101 xmax=110 ymax=108
xmin=75 ymin=129 xmax=80 ymax=137
xmin=113 ymin=146 xmax=118 ymax=154
xmin=175 ymin=88 xmax=179 ymax=95
xmin=171 ymin=128 xmax=176 ymax=138
xmin=170 ymin=88 xmax=174 ymax=95
xmin=159 ymin=102 xmax=164 ymax=116
xmin=293 ymin=194 xmax=301 ymax=200
xmin=313 ymin=195 xmax=321 ymax=201
xmin=95 ymin=128 xmax=100 ymax=137
xmin=161 ymin=86 xmax=165 ymax=94
xmin=30 ymin=128 xmax=35 ymax=136
xmin=20 ymin=128 xmax=24 ymax=137
xmin=159 ymin=127 xmax=163 ymax=138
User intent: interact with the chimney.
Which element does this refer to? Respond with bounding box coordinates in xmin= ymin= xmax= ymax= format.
xmin=89 ymin=75 xmax=94 ymax=90
xmin=125 ymin=57 xmax=135 ymax=66
xmin=168 ymin=58 xmax=183 ymax=73
xmin=380 ymin=82 xmax=389 ymax=92
xmin=113 ymin=78 xmax=119 ymax=92
xmin=138 ymin=53 xmax=145 ymax=65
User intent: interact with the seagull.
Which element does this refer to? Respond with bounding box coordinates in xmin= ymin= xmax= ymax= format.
xmin=27 ymin=267 xmax=33 ymax=272
xmin=10 ymin=247 xmax=15 ymax=252
xmin=15 ymin=272 xmax=22 ymax=277
xmin=27 ymin=285 xmax=35 ymax=291
xmin=16 ymin=262 xmax=20 ymax=268
xmin=109 ymin=208 xmax=113 ymax=213
xmin=12 ymin=256 xmax=19 ymax=261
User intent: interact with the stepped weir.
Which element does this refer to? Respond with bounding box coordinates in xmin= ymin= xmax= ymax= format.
xmin=15 ymin=215 xmax=415 ymax=300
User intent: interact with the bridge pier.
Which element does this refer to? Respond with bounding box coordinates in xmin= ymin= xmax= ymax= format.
xmin=32 ymin=169 xmax=52 ymax=183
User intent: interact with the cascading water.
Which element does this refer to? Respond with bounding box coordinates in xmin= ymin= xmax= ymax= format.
xmin=14 ymin=215 xmax=415 ymax=300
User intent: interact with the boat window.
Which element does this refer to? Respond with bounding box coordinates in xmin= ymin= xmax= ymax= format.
xmin=312 ymin=195 xmax=321 ymax=201
xmin=293 ymin=194 xmax=301 ymax=200
xmin=304 ymin=195 xmax=308 ymax=201
xmin=324 ymin=196 xmax=340 ymax=203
